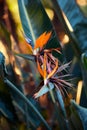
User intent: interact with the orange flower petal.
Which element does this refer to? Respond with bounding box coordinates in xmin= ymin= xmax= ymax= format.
xmin=34 ymin=31 xmax=52 ymax=50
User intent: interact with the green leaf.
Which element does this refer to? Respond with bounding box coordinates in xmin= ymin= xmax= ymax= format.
xmin=56 ymin=0 xmax=87 ymax=54
xmin=13 ymin=96 xmax=41 ymax=128
xmin=48 ymin=83 xmax=56 ymax=103
xmin=56 ymin=88 xmax=67 ymax=117
xmin=0 ymin=52 xmax=18 ymax=122
xmin=0 ymin=97 xmax=16 ymax=122
xmin=81 ymin=52 xmax=87 ymax=97
xmin=81 ymin=52 xmax=87 ymax=69
xmin=50 ymin=0 xmax=82 ymax=58
xmin=56 ymin=88 xmax=70 ymax=130
xmin=71 ymin=100 xmax=86 ymax=130
xmin=18 ymin=0 xmax=63 ymax=61
xmin=0 ymin=52 xmax=8 ymax=79
xmin=26 ymin=96 xmax=41 ymax=128
xmin=4 ymin=79 xmax=51 ymax=129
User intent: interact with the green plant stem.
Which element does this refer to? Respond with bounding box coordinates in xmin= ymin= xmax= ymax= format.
xmin=4 ymin=78 xmax=51 ymax=130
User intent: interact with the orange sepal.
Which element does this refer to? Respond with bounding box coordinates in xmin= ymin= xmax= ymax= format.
xmin=37 ymin=58 xmax=44 ymax=77
xmin=34 ymin=31 xmax=52 ymax=50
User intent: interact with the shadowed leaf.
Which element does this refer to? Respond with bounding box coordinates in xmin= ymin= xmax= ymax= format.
xmin=0 ymin=100 xmax=15 ymax=122
xmin=0 ymin=22 xmax=11 ymax=50
xmin=81 ymin=51 xmax=87 ymax=69
xmin=71 ymin=100 xmax=86 ymax=130
xmin=56 ymin=88 xmax=71 ymax=130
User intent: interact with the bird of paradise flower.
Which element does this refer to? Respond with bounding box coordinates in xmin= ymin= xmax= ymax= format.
xmin=16 ymin=31 xmax=74 ymax=99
